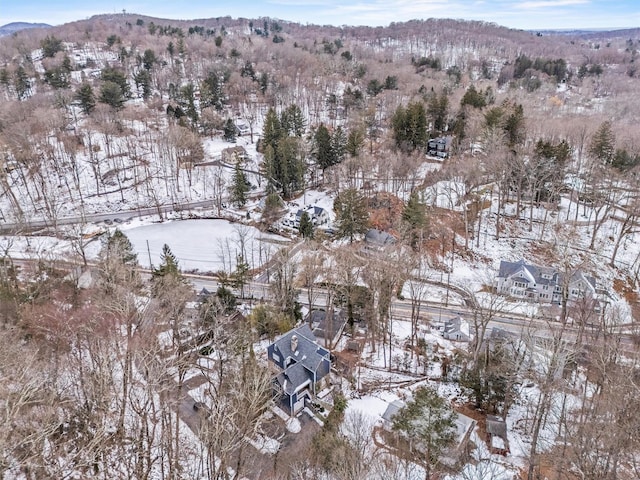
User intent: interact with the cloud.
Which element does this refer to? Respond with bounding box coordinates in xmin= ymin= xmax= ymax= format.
xmin=515 ymin=0 xmax=589 ymax=9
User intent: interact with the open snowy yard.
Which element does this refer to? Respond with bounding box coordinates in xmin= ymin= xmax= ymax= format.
xmin=122 ymin=219 xmax=289 ymax=273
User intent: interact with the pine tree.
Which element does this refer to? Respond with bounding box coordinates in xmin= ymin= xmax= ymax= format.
xmin=134 ymin=70 xmax=152 ymax=99
xmin=223 ymin=118 xmax=237 ymax=142
xmin=334 ymin=188 xmax=369 ymax=242
xmin=392 ymin=386 xmax=456 ymax=479
xmin=402 ymin=191 xmax=428 ymax=249
xmin=589 ymin=120 xmax=616 ymax=166
xmin=14 ymin=66 xmax=30 ymax=100
xmin=142 ymin=49 xmax=157 ymax=70
xmin=392 ymin=101 xmax=427 ymax=152
xmin=314 ymin=123 xmax=334 ymax=171
xmin=153 ymin=244 xmax=180 ymax=277
xmin=298 ymin=211 xmax=314 ymax=239
xmin=262 ymin=108 xmax=282 ymax=151
xmin=346 ymin=128 xmax=365 ymax=157
xmin=99 ymin=81 xmax=125 ymax=109
xmin=75 ymin=83 xmax=96 ymax=114
xmin=230 ymin=161 xmax=249 ymax=206
xmin=105 ymin=229 xmax=138 ymax=266
xmin=331 ymin=125 xmax=347 ymax=165
xmin=280 ymin=104 xmax=305 ymax=137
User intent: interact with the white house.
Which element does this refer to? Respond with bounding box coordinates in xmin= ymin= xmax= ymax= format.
xmin=495 ymin=259 xmax=598 ymax=305
xmin=293 ymin=205 xmax=330 ymax=228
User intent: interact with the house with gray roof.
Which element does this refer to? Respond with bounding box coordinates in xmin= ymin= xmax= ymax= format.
xmin=427 ymin=135 xmax=453 ymax=158
xmin=267 ymin=324 xmax=331 ymax=415
xmin=442 ymin=316 xmax=472 ymax=342
xmin=495 ymin=259 xmax=598 ymax=306
xmin=307 ymin=308 xmax=347 ymax=348
xmin=364 ymin=229 xmax=396 ymax=250
xmin=293 ymin=205 xmax=330 ymax=228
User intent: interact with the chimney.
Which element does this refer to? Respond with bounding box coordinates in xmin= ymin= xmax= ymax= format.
xmin=291 ymin=335 xmax=298 ymax=353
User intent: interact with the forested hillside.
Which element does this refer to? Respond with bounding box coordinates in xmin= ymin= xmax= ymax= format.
xmin=1 ymin=12 xmax=640 ymax=480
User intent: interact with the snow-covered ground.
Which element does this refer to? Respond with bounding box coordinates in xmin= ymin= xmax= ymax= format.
xmin=121 ymin=218 xmax=288 ymax=272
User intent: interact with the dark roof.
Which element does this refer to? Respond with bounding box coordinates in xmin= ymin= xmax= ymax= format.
xmin=364 ymin=229 xmax=396 ymax=246
xmin=486 ymin=415 xmax=507 ymax=439
xmin=271 ymin=324 xmax=329 ymax=377
xmin=312 ymin=206 xmax=326 ymax=216
xmin=275 ymin=363 xmax=311 ymax=395
xmin=309 ymin=309 xmax=347 ymax=343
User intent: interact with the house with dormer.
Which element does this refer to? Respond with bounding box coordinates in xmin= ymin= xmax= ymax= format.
xmin=294 ymin=205 xmax=330 ymax=227
xmin=495 ymin=259 xmax=598 ymax=306
xmin=267 ymin=325 xmax=331 ymax=415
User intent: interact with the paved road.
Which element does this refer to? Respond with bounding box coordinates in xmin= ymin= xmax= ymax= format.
xmin=0 ymin=199 xmax=223 ymax=234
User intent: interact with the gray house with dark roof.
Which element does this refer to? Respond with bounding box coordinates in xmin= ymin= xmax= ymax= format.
xmin=364 ymin=229 xmax=396 ymax=250
xmin=495 ymin=259 xmax=597 ymax=305
xmin=267 ymin=325 xmax=331 ymax=415
xmin=307 ymin=308 xmax=347 ymax=348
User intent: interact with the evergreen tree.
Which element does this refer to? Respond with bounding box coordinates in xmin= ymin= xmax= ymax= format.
xmin=201 ymin=71 xmax=224 ymax=110
xmin=259 ymin=72 xmax=269 ymax=94
xmin=232 ymin=255 xmax=250 ymax=298
xmin=223 ymin=118 xmax=237 ymax=142
xmin=461 ymin=84 xmax=486 ymax=109
xmin=99 ymin=229 xmax=139 ymax=292
xmin=392 ymin=101 xmax=427 ymax=152
xmin=75 ymin=83 xmax=96 ymax=114
xmin=392 ymin=386 xmax=456 ymax=479
xmin=14 ymin=66 xmax=30 ymax=100
xmin=331 ymin=126 xmax=347 ymax=165
xmin=276 ymin=137 xmax=305 ymax=198
xmin=314 ymin=123 xmax=334 ymax=171
xmin=261 ymin=108 xmax=282 ymax=151
xmin=280 ymin=104 xmax=305 ymax=137
xmin=99 ymin=81 xmax=125 ymax=109
xmin=105 ymin=229 xmax=138 ymax=266
xmin=298 ymin=211 xmax=314 ymax=239
xmin=134 ymin=69 xmax=152 ymax=99
xmin=589 ymin=120 xmax=616 ymax=166
xmin=346 ymin=128 xmax=365 ymax=157
xmin=230 ymin=161 xmax=249 ymax=206
xmin=427 ymin=91 xmax=449 ymax=133
xmin=215 ymin=286 xmax=237 ymax=315
xmin=142 ymin=49 xmax=157 ymax=70
xmin=402 ymin=191 xmax=428 ymax=249
xmin=101 ymin=67 xmax=130 ymax=98
xmin=179 ymin=83 xmax=198 ymax=123
xmin=504 ymin=103 xmax=525 ymax=148
xmin=40 ymin=35 xmax=63 ymax=58
xmin=334 ymin=188 xmax=369 ymax=242
xmin=153 ymin=244 xmax=181 ymax=278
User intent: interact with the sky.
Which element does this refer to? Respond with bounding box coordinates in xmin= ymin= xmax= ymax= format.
xmin=1 ymin=0 xmax=639 ymax=31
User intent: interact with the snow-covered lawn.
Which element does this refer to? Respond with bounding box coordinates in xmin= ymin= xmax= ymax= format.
xmin=121 ymin=219 xmax=288 ymax=272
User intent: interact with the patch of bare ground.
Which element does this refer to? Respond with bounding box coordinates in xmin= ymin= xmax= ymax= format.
xmin=614 ymin=276 xmax=640 ymax=321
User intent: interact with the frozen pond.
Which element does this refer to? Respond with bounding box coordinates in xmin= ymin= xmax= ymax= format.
xmin=122 ymin=219 xmax=289 ymax=273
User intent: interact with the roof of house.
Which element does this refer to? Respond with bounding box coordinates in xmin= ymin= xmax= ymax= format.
xmin=309 ymin=309 xmax=347 ymax=343
xmin=498 ymin=259 xmax=596 ymax=290
xmin=381 ymin=400 xmax=405 ymax=423
xmin=428 ymin=135 xmax=453 ymax=146
xmin=275 ymin=362 xmax=311 ymax=395
xmin=443 ymin=316 xmax=471 ymax=340
xmin=271 ymin=324 xmax=328 ymax=374
xmin=364 ymin=229 xmax=396 ymax=246
xmin=295 ymin=205 xmax=327 ymax=220
xmin=486 ymin=415 xmax=508 ymax=439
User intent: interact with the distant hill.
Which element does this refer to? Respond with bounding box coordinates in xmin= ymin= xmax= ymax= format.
xmin=0 ymin=22 xmax=51 ymax=37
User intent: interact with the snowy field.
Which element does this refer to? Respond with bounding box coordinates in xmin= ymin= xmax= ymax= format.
xmin=121 ymin=219 xmax=289 ymax=273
